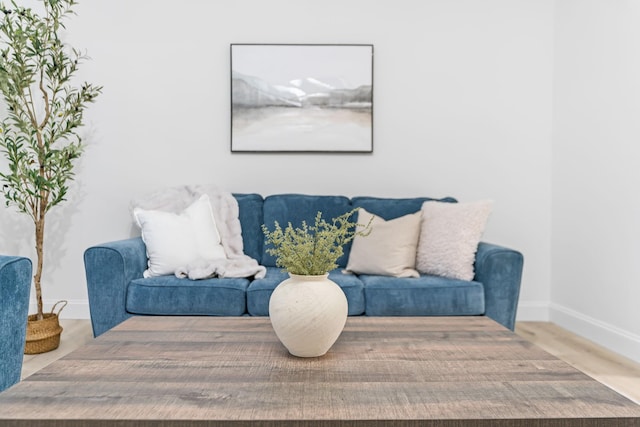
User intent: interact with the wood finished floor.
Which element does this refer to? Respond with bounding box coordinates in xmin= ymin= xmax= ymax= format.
xmin=20 ymin=319 xmax=640 ymax=404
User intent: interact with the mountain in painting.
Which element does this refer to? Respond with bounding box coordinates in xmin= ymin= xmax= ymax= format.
xmin=232 ymin=71 xmax=371 ymax=109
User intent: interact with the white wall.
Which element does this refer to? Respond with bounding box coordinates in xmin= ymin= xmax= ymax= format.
xmin=552 ymin=0 xmax=640 ymax=362
xmin=0 ymin=2 xmax=553 ymax=323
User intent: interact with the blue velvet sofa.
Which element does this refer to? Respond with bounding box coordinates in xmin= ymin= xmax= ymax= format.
xmin=84 ymin=194 xmax=524 ymax=337
xmin=0 ymin=255 xmax=32 ymax=392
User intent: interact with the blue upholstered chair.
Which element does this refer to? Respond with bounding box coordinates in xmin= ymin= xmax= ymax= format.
xmin=0 ymin=255 xmax=32 ymax=392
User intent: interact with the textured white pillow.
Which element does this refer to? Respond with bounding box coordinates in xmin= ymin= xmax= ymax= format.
xmin=416 ymin=200 xmax=492 ymax=281
xmin=133 ymin=194 xmax=227 ymax=277
xmin=346 ymin=208 xmax=421 ymax=278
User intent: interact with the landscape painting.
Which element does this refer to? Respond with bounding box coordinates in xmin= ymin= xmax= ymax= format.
xmin=231 ymin=44 xmax=373 ymax=153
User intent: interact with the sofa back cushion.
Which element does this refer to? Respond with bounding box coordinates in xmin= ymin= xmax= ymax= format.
xmin=351 ymin=196 xmax=457 ymax=220
xmin=233 ymin=193 xmax=264 ymax=262
xmin=261 ymin=194 xmax=353 ymax=267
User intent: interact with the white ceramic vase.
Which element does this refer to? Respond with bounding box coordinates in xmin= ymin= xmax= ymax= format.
xmin=269 ymin=273 xmax=348 ymax=358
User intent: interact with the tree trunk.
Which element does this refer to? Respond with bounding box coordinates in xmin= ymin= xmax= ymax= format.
xmin=33 ymin=161 xmax=48 ymax=321
xmin=33 ymin=117 xmax=47 ymax=321
xmin=34 ymin=212 xmax=45 ymax=321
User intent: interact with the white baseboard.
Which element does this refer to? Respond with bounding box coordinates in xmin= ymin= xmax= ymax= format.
xmin=29 ymin=299 xmax=90 ymax=319
xmin=515 ymin=300 xmax=550 ymax=321
xmin=550 ymin=303 xmax=640 ymax=364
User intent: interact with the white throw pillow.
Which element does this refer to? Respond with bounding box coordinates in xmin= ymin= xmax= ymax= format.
xmin=133 ymin=194 xmax=227 ymax=278
xmin=346 ymin=208 xmax=421 ymax=278
xmin=416 ymin=200 xmax=492 ymax=281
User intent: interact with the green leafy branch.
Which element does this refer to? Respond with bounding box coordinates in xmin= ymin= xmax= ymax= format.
xmin=262 ymin=209 xmax=373 ymax=276
xmin=0 ymin=0 xmax=101 ymax=220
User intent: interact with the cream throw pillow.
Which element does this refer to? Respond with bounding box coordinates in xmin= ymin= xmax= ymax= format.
xmin=416 ymin=200 xmax=492 ymax=281
xmin=133 ymin=194 xmax=227 ymax=278
xmin=346 ymin=208 xmax=421 ymax=278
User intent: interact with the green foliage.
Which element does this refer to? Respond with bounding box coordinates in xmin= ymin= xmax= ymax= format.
xmin=0 ymin=0 xmax=102 ymax=221
xmin=262 ymin=209 xmax=373 ymax=276
xmin=0 ymin=0 xmax=101 ymax=318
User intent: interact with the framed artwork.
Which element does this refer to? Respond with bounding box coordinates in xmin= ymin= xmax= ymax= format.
xmin=230 ymin=44 xmax=373 ymax=153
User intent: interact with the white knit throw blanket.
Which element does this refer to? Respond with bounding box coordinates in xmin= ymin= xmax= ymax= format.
xmin=130 ymin=184 xmax=266 ymax=280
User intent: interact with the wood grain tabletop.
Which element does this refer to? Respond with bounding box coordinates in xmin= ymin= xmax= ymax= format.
xmin=0 ymin=316 xmax=639 ymax=426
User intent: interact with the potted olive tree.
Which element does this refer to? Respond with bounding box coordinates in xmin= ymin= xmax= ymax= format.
xmin=0 ymin=0 xmax=101 ymax=353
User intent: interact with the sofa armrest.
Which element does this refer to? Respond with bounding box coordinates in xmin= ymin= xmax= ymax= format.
xmin=84 ymin=237 xmax=147 ymax=337
xmin=0 ymin=256 xmax=31 ymax=391
xmin=474 ymin=242 xmax=524 ymax=331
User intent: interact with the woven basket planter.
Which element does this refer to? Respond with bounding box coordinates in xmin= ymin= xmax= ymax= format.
xmin=24 ymin=301 xmax=67 ymax=355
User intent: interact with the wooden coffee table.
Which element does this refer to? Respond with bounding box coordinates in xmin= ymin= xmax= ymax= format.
xmin=1 ymin=316 xmax=639 ymax=426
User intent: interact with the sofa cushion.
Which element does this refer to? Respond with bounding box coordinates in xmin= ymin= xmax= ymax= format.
xmin=351 ymin=196 xmax=457 ymax=220
xmin=361 ymin=274 xmax=485 ymax=316
xmin=126 ymin=276 xmax=249 ymax=316
xmin=346 ymin=208 xmax=421 ymax=278
xmin=417 ymin=200 xmax=492 ymax=281
xmin=246 ymin=267 xmax=289 ymax=316
xmin=261 ymin=194 xmax=353 ymax=267
xmin=247 ymin=267 xmax=365 ymax=316
xmin=233 ymin=193 xmax=264 ymax=263
xmin=133 ymin=195 xmax=227 ymax=278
